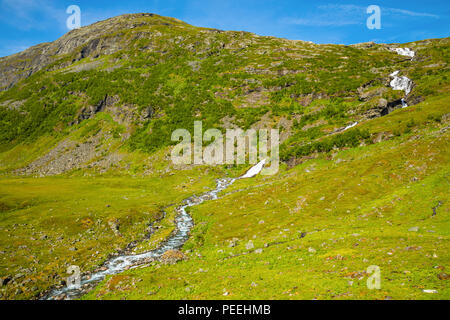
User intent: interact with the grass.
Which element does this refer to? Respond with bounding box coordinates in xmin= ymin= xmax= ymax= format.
xmin=0 ymin=166 xmax=222 ymax=299
xmin=1 ymin=90 xmax=449 ymax=301
xmin=0 ymin=14 xmax=448 ymax=300
xmin=84 ymin=105 xmax=449 ymax=300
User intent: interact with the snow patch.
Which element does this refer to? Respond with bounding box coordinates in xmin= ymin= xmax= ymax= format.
xmin=240 ymin=159 xmax=266 ymax=178
xmin=390 ymin=70 xmax=399 ymax=77
xmin=343 ymin=122 xmax=358 ymax=131
xmin=390 ymin=47 xmax=415 ymax=58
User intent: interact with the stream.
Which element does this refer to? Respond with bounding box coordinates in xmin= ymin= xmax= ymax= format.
xmin=43 ymin=161 xmax=265 ymax=300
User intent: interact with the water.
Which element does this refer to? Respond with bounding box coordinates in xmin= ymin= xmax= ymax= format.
xmin=389 ymin=70 xmax=413 ymax=96
xmin=390 ymin=47 xmax=415 ymax=58
xmin=401 ymin=98 xmax=408 ymax=108
xmin=43 ymin=162 xmax=264 ymax=300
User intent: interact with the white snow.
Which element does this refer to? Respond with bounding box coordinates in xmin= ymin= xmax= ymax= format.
xmin=343 ymin=122 xmax=358 ymax=131
xmin=240 ymin=159 xmax=266 ymax=178
xmin=390 ymin=70 xmax=399 ymax=77
xmin=390 ymin=47 xmax=415 ymax=58
xmin=389 ymin=71 xmax=413 ymax=96
xmin=423 ymin=289 xmax=438 ymax=294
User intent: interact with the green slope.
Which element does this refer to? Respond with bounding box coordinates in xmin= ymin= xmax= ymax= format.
xmin=0 ymin=13 xmax=448 ymax=300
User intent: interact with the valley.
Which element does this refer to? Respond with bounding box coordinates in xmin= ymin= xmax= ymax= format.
xmin=0 ymin=13 xmax=448 ymax=300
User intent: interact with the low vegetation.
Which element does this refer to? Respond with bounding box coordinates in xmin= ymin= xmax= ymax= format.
xmin=0 ymin=13 xmax=448 ymax=300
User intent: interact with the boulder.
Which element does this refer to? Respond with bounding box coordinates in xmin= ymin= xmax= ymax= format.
xmin=160 ymin=249 xmax=186 ymax=264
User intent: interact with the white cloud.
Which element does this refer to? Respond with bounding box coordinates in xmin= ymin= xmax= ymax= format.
xmin=384 ymin=8 xmax=439 ymax=19
xmin=282 ymin=3 xmax=439 ymax=27
xmin=281 ymin=17 xmax=361 ymax=27
xmin=319 ymin=4 xmax=439 ymax=18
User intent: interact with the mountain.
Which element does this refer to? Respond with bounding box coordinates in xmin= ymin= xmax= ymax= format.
xmin=0 ymin=13 xmax=448 ymax=300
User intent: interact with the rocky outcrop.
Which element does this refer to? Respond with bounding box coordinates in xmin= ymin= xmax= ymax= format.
xmin=160 ymin=249 xmax=187 ymax=264
xmin=14 ymin=131 xmax=121 ymax=176
xmin=359 ymin=66 xmax=418 ymax=120
xmin=108 ymin=220 xmax=122 ymax=237
xmin=70 ymin=94 xmax=153 ymax=127
xmin=0 ymin=13 xmax=185 ymax=91
xmin=71 ymin=94 xmax=118 ymax=125
xmin=363 ymin=98 xmax=407 ymax=119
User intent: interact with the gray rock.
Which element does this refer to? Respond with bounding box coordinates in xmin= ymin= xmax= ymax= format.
xmin=0 ymin=14 xmax=157 ymax=90
xmin=1 ymin=276 xmax=12 ymax=287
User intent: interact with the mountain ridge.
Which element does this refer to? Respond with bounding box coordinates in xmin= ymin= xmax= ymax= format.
xmin=1 ymin=13 xmax=447 ymax=167
xmin=1 ymin=12 xmax=442 ymax=91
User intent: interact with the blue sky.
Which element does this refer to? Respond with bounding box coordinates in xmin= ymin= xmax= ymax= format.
xmin=0 ymin=0 xmax=448 ymax=57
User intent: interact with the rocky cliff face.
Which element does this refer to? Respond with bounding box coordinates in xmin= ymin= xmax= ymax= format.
xmin=0 ymin=13 xmax=186 ymax=90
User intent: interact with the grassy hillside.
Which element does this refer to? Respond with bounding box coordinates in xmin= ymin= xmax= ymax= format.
xmin=0 ymin=13 xmax=448 ymax=300
xmin=83 ymin=98 xmax=449 ymax=300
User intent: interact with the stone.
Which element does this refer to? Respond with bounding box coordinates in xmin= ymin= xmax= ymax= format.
xmin=160 ymin=249 xmax=186 ymax=265
xmin=140 ymin=106 xmax=154 ymax=120
xmin=378 ymin=98 xmax=388 ymax=108
xmin=423 ymin=289 xmax=438 ymax=294
xmin=438 ymin=273 xmax=449 ymax=280
xmin=0 ymin=276 xmax=12 ymax=287
xmin=108 ymin=220 xmax=122 ymax=237
xmin=408 ymin=227 xmax=419 ymax=232
xmin=245 ymin=241 xmax=254 ymax=250
xmin=308 ymin=247 xmax=316 ymax=253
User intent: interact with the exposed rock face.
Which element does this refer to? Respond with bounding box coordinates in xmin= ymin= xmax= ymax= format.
xmin=359 ymin=68 xmax=418 ymax=120
xmin=362 ymin=98 xmax=406 ymax=119
xmin=69 ymin=95 xmax=152 ymax=127
xmin=0 ymin=99 xmax=26 ymax=111
xmin=0 ymin=13 xmax=181 ymax=91
xmin=358 ymin=85 xmax=388 ymax=101
xmin=0 ymin=43 xmax=51 ymax=90
xmin=14 ymin=131 xmax=123 ymax=176
xmin=71 ymin=95 xmax=119 ymax=125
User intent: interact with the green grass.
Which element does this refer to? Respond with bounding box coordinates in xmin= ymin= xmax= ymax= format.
xmin=84 ymin=115 xmax=449 ymax=300
xmin=0 ymin=166 xmax=222 ymax=299
xmin=0 ymin=14 xmax=449 ymax=300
